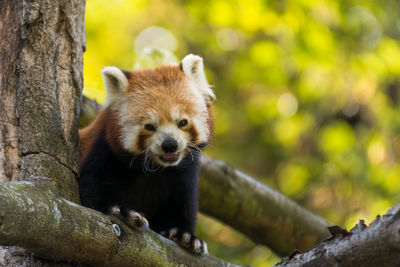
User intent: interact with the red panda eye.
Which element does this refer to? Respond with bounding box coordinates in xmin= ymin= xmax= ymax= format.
xmin=144 ymin=124 xmax=156 ymax=131
xmin=178 ymin=119 xmax=188 ymax=128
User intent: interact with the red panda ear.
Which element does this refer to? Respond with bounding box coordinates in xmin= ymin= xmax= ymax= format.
xmin=180 ymin=54 xmax=216 ymax=100
xmin=101 ymin=67 xmax=130 ymax=106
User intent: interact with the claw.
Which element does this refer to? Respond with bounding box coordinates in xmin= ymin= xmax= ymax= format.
xmin=201 ymin=240 xmax=208 ymax=255
xmin=168 ymin=228 xmax=178 ymax=239
xmin=193 ymin=238 xmax=202 ymax=253
xmin=126 ymin=210 xmax=149 ymax=230
xmin=182 ymin=232 xmax=191 ymax=245
xmin=158 ymin=228 xmax=208 ymax=255
xmin=108 ymin=206 xmax=149 ymax=231
xmin=109 ymin=205 xmax=121 ymax=216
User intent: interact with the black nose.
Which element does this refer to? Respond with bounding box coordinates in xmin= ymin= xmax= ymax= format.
xmin=161 ymin=138 xmax=178 ymax=153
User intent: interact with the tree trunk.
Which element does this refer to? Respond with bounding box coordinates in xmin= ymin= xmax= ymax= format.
xmin=0 ymin=0 xmax=85 ymax=265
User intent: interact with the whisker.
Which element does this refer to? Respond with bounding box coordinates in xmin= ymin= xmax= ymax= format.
xmin=188 ymin=143 xmax=202 ymax=154
xmin=141 ymin=148 xmax=160 ymax=173
xmin=128 ymin=149 xmax=148 ymax=169
xmin=142 ymin=148 xmax=150 ymax=173
xmin=185 ymin=143 xmax=203 ymax=161
xmin=187 ymin=148 xmax=194 ymax=161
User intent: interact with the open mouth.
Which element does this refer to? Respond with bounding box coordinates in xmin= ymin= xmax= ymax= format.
xmin=159 ymin=152 xmax=179 ymax=163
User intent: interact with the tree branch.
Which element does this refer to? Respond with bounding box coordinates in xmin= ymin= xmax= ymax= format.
xmin=274 ymin=203 xmax=400 ymax=267
xmin=0 ymin=179 xmax=242 ymax=267
xmin=199 ymin=157 xmax=331 ymax=256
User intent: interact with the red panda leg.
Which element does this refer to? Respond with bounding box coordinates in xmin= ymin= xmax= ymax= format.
xmin=159 ymin=228 xmax=208 ymax=255
xmin=108 ymin=205 xmax=149 ymax=231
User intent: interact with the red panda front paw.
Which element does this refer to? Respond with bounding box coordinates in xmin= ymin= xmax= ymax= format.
xmin=126 ymin=210 xmax=149 ymax=230
xmin=159 ymin=228 xmax=208 ymax=255
xmin=108 ymin=205 xmax=149 ymax=230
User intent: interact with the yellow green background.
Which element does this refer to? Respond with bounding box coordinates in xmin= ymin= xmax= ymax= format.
xmin=84 ymin=0 xmax=400 ymax=265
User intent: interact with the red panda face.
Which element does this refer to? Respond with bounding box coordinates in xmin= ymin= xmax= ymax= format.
xmin=101 ymin=54 xmax=215 ymax=167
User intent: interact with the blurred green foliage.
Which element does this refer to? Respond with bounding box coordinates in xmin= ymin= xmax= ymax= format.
xmin=84 ymin=0 xmax=400 ymax=265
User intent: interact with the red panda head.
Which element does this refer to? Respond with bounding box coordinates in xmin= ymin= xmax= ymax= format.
xmin=101 ymin=54 xmax=215 ymax=167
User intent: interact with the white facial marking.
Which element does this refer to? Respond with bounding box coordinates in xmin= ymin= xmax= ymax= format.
xmin=192 ymin=116 xmax=209 ymax=144
xmin=171 ymin=107 xmax=181 ymax=122
xmin=183 ymin=80 xmax=210 ymax=145
xmin=120 ymin=123 xmax=141 ymax=154
xmin=147 ymin=111 xmax=159 ymax=125
xmin=150 ymin=123 xmax=188 ymax=155
xmin=118 ymin=102 xmax=141 ymax=153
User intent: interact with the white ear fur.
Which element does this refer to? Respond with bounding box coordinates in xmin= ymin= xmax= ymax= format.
xmin=101 ymin=66 xmax=129 ymax=106
xmin=181 ymin=54 xmax=216 ymax=100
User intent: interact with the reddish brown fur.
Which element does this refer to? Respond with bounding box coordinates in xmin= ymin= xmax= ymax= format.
xmin=121 ymin=64 xmax=214 ymax=145
xmin=79 ymin=109 xmax=108 ymax=164
xmin=123 ymin=66 xmax=201 ymax=124
xmin=80 ymin=64 xmax=214 ymax=165
xmin=105 ymin=109 xmax=125 ymax=156
xmin=187 ymin=125 xmax=199 ymax=143
xmin=80 ymin=108 xmax=124 ymax=165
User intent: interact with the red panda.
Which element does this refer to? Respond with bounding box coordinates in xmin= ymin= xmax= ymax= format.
xmin=79 ymin=54 xmax=215 ymax=255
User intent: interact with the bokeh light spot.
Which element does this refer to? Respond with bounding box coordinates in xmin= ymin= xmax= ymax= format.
xmin=278 ymin=164 xmax=309 ymax=196
xmin=345 ymin=6 xmax=382 ymax=48
xmin=277 ymin=93 xmax=298 ymax=117
xmin=216 ymin=28 xmax=240 ymax=51
xmin=318 ymin=122 xmax=355 ymax=155
xmin=353 ymin=76 xmax=376 ymax=105
xmin=134 ymin=47 xmax=178 ymax=69
xmin=135 ymin=27 xmax=177 ymax=53
xmin=342 ymin=102 xmax=360 ymax=118
xmin=368 ymin=140 xmax=386 ymax=164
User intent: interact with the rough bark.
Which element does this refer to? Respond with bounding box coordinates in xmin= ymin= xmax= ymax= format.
xmin=0 ymin=179 xmax=242 ymax=267
xmin=274 ymin=203 xmax=400 ymax=267
xmin=0 ymin=0 xmax=85 ymax=265
xmin=0 ymin=0 xmax=85 ymax=206
xmin=79 ymin=97 xmax=332 ymax=257
xmin=199 ymin=157 xmax=331 ymax=256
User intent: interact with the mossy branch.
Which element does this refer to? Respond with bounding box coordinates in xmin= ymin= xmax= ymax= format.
xmin=199 ymin=157 xmax=331 ymax=256
xmin=0 ymin=178 xmax=242 ymax=267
